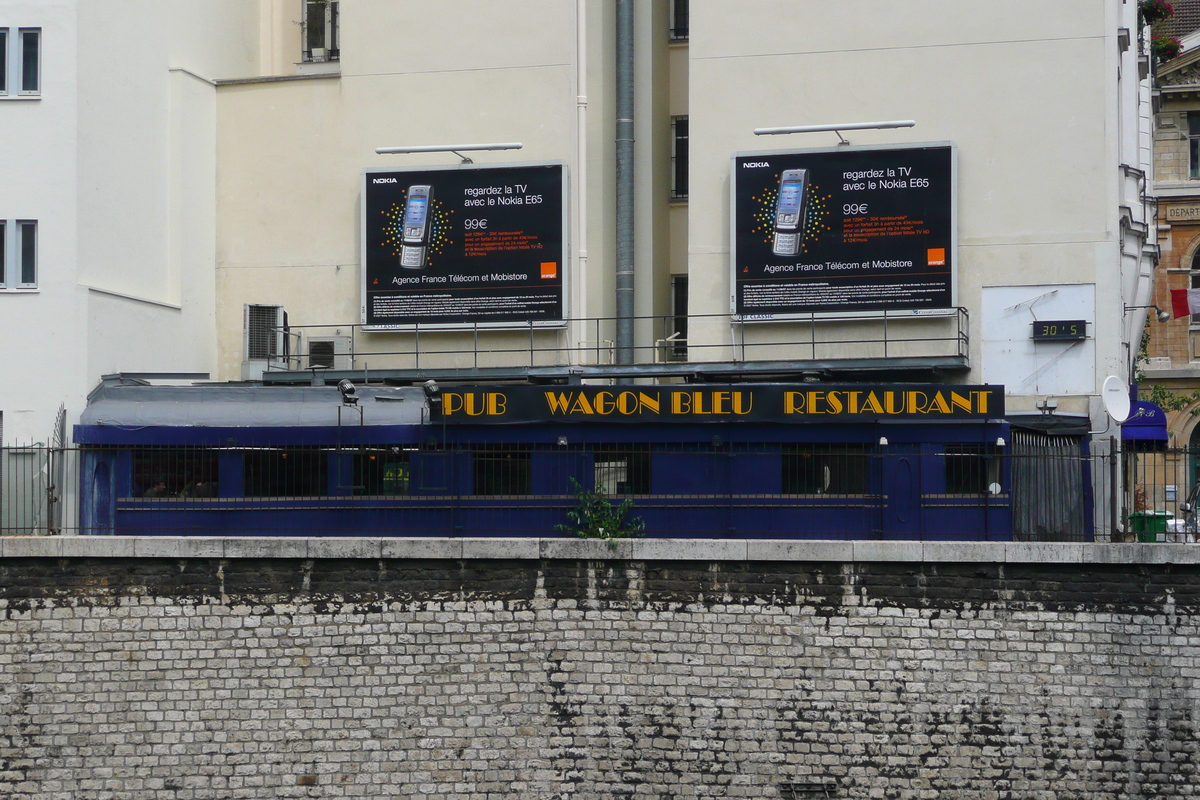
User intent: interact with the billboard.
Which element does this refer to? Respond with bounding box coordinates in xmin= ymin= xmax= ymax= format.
xmin=362 ymin=162 xmax=566 ymax=328
xmin=731 ymin=143 xmax=955 ymax=318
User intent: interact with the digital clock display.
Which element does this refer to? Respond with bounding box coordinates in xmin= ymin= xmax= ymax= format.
xmin=1032 ymin=320 xmax=1087 ymax=341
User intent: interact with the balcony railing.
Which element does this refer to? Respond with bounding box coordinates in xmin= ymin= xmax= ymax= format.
xmin=261 ymin=309 xmax=970 ymax=382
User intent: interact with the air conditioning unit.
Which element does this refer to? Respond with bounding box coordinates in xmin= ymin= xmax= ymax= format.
xmin=307 ymin=335 xmax=353 ymax=371
xmin=241 ymin=304 xmax=289 ymax=380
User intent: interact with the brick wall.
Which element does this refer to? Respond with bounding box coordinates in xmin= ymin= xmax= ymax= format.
xmin=1 ymin=538 xmax=1199 ymax=799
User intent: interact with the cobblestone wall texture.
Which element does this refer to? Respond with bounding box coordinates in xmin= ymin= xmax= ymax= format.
xmin=1 ymin=556 xmax=1199 ymax=799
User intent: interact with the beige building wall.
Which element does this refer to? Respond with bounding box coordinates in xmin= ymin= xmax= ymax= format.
xmin=687 ymin=0 xmax=1124 ymax=390
xmin=214 ymin=0 xmax=686 ymax=378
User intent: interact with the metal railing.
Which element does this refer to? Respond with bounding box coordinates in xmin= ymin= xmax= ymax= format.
xmin=0 ymin=439 xmax=1159 ymax=541
xmin=261 ymin=309 xmax=970 ymax=377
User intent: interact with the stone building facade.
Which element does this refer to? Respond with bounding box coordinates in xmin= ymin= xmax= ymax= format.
xmin=0 ymin=537 xmax=1197 ymax=799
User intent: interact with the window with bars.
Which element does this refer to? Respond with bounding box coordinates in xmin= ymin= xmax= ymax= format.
xmin=669 ymin=0 xmax=689 ymax=41
xmin=671 ymin=116 xmax=689 ymax=200
xmin=0 ymin=220 xmax=37 ymax=289
xmin=303 ymin=0 xmax=339 ymax=63
xmin=943 ymin=444 xmax=1001 ymax=495
xmin=0 ymin=27 xmax=40 ymax=96
xmin=473 ymin=449 xmax=531 ymax=496
xmin=670 ymin=275 xmax=688 ymax=360
xmin=782 ymin=445 xmax=870 ymax=495
xmin=593 ymin=447 xmax=651 ymax=495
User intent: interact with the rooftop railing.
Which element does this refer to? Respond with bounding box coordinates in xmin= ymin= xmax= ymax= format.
xmin=260 ymin=308 xmax=970 ymax=382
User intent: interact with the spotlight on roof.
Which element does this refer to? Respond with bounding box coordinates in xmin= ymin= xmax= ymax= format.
xmin=423 ymin=380 xmax=442 ymax=404
xmin=338 ymin=379 xmax=358 ymax=406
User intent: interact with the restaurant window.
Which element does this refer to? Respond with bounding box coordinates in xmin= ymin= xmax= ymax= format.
xmin=244 ymin=448 xmax=328 ymax=497
xmin=594 ymin=446 xmax=651 ymax=495
xmin=943 ymin=444 xmax=1001 ymax=495
xmin=474 ymin=448 xmax=530 ymax=495
xmin=782 ymin=444 xmax=869 ymax=494
xmin=131 ymin=448 xmax=219 ymax=498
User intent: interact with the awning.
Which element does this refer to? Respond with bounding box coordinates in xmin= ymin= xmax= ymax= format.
xmin=1122 ymin=400 xmax=1168 ymax=450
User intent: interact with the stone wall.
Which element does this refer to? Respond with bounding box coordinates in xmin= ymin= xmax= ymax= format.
xmin=1 ymin=538 xmax=1199 ymax=799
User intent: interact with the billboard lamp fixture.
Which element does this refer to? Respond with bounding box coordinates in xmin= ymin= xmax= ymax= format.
xmin=374 ymin=142 xmax=524 ymax=165
xmin=752 ymin=120 xmax=916 ymax=146
xmin=1124 ymin=304 xmax=1171 ymax=323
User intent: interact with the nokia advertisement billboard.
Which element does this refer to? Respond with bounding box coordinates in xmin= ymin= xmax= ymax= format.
xmin=362 ymin=162 xmax=566 ymax=328
xmin=731 ymin=143 xmax=955 ymax=318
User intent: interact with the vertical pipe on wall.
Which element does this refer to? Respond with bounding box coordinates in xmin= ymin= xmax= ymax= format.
xmin=575 ymin=0 xmax=588 ymax=365
xmin=615 ymin=0 xmax=635 ymax=364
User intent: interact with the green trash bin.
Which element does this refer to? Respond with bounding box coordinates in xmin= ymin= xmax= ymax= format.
xmin=1129 ymin=511 xmax=1172 ymax=543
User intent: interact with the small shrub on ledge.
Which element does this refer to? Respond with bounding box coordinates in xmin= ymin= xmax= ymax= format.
xmin=556 ymin=478 xmax=645 ymax=549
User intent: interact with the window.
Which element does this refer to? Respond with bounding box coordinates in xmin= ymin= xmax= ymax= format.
xmin=593 ymin=447 xmax=650 ymax=495
xmin=782 ymin=445 xmax=870 ymax=494
xmin=1190 ymin=112 xmax=1200 ymax=180
xmin=131 ymin=448 xmax=219 ymax=499
xmin=670 ymin=116 xmax=689 ymax=200
xmin=1191 ymin=249 xmax=1200 ymax=327
xmin=303 ymin=0 xmax=339 ymax=63
xmin=244 ymin=448 xmax=328 ymax=497
xmin=473 ymin=448 xmax=530 ymax=495
xmin=669 ymin=0 xmax=689 ymax=41
xmin=943 ymin=444 xmax=1001 ymax=495
xmin=669 ymin=275 xmax=688 ymax=360
xmin=0 ymin=220 xmax=37 ymax=289
xmin=0 ymin=27 xmax=40 ymax=96
xmin=354 ymin=450 xmax=410 ymax=496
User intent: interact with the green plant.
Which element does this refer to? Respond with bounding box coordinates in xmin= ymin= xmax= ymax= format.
xmin=556 ymin=478 xmax=645 ymax=548
xmin=1140 ymin=0 xmax=1175 ymax=26
xmin=1152 ymin=34 xmax=1183 ymax=62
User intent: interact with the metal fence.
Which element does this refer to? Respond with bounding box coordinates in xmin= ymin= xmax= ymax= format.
xmin=258 ymin=309 xmax=971 ymax=378
xmin=0 ymin=440 xmax=1174 ymax=541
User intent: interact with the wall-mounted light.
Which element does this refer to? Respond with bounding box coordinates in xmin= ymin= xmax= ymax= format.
xmin=878 ymin=436 xmax=889 ymax=446
xmin=422 ymin=379 xmax=442 ymax=406
xmin=1124 ymin=304 xmax=1171 ymax=323
xmin=753 ymin=120 xmax=915 ymax=146
xmin=996 ymin=437 xmax=1006 ymax=447
xmin=557 ymin=435 xmax=569 ymax=447
xmin=1036 ymin=399 xmax=1058 ymax=415
xmin=375 ymin=142 xmax=523 ymax=165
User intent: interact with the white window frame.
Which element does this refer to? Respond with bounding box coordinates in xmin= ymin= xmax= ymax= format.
xmin=0 ymin=27 xmax=41 ymax=98
xmin=0 ymin=219 xmax=38 ymax=290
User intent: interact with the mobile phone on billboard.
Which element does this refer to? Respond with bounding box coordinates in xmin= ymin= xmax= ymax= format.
xmin=400 ymin=184 xmax=433 ymax=269
xmin=772 ymin=169 xmax=808 ymax=257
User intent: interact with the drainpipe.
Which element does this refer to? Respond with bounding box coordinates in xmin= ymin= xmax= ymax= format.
xmin=575 ymin=0 xmax=588 ymax=366
xmin=615 ymin=0 xmax=635 ymax=364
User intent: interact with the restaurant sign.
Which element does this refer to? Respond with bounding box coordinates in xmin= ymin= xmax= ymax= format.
xmin=432 ymin=384 xmax=1003 ymax=424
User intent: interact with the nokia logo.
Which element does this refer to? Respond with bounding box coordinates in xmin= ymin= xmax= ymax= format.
xmin=742 ymin=162 xmax=771 ymax=168
xmin=372 ymin=177 xmax=398 ymax=184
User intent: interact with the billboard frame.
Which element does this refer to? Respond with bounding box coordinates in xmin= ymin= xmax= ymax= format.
xmin=728 ymin=141 xmax=958 ymax=323
xmin=360 ymin=159 xmax=569 ymax=332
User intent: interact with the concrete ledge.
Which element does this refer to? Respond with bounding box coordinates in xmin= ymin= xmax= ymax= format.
xmin=4 ymin=536 xmax=1200 ymax=564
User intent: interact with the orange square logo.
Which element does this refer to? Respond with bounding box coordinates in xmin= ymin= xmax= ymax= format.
xmin=540 ymin=262 xmax=558 ymax=279
xmin=927 ymin=248 xmax=945 ymax=266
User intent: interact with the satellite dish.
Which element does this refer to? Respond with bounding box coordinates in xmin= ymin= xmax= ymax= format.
xmin=1102 ymin=375 xmax=1130 ymax=423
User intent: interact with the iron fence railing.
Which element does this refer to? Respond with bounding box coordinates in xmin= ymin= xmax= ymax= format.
xmin=1 ymin=440 xmax=1183 ymax=542
xmin=258 ymin=309 xmax=970 ymax=376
